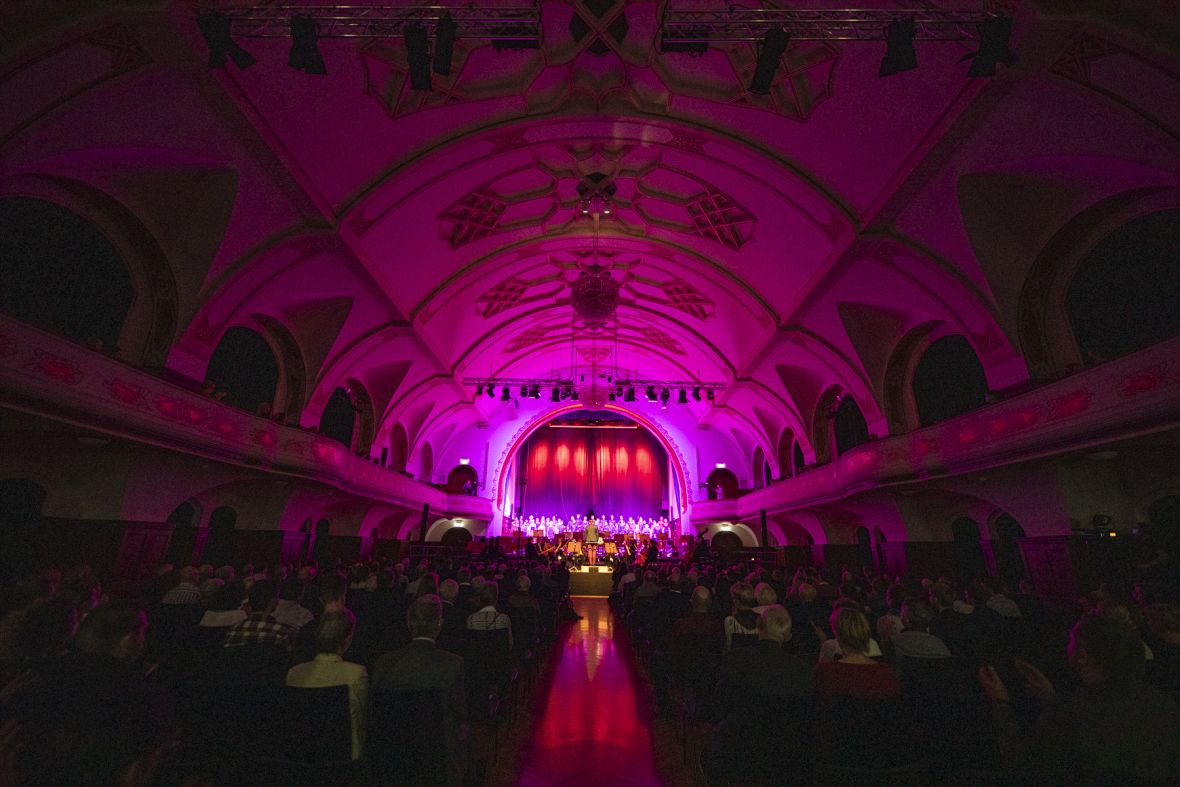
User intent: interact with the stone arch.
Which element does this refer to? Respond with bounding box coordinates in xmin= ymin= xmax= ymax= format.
xmin=249 ymin=314 xmax=308 ymax=423
xmin=882 ymin=320 xmax=943 ymax=433
xmin=951 ymin=516 xmax=985 ymax=584
xmin=751 ymin=445 xmax=766 ymax=489
xmin=445 ymin=465 xmax=478 ymax=494
xmin=1018 ymin=187 xmax=1180 ymax=380
xmin=319 ymin=387 xmax=358 ymax=449
xmin=419 ymin=442 xmax=434 ymax=485
xmin=202 ymin=505 xmax=238 ymax=566
xmin=0 ymin=175 xmax=178 ymax=368
xmin=912 ymin=334 xmax=989 ymax=426
xmin=705 ymin=467 xmax=739 ymax=500
xmin=812 ymin=386 xmax=842 ymax=465
xmin=389 ymin=423 xmax=409 ymax=473
xmin=833 ymin=395 xmax=870 ymax=457
xmin=204 ymin=326 xmax=279 ymax=414
xmin=777 ymin=428 xmax=795 ymax=479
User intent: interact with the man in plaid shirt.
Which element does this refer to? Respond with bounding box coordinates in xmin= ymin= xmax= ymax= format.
xmin=224 ymin=579 xmax=295 ymax=650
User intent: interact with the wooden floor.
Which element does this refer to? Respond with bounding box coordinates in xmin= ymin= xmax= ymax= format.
xmin=512 ymin=597 xmax=663 ymax=786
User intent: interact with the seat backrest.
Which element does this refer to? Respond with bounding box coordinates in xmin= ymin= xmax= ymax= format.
xmin=367 ymin=688 xmax=454 ymax=784
xmin=463 ymin=629 xmax=512 ymax=685
xmin=278 ymin=684 xmax=353 ymax=763
xmin=818 ymin=695 xmax=922 ymax=768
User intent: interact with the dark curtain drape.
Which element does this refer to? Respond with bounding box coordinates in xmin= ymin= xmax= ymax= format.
xmin=521 ymin=426 xmax=666 ymax=518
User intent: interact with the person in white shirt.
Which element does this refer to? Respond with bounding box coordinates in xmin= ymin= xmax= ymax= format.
xmin=273 ymin=577 xmax=314 ymax=629
xmin=286 ymin=609 xmax=368 ymax=760
xmin=466 ymin=583 xmax=513 ymax=650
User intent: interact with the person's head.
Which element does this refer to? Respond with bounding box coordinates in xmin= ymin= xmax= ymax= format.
xmin=415 ymin=573 xmax=439 ymax=599
xmin=320 ymin=574 xmax=348 ymax=610
xmin=516 ymin=575 xmax=532 ymax=593
xmin=732 ymin=583 xmax=756 ymax=611
xmin=439 ymin=578 xmax=460 ymax=604
xmin=477 ymin=582 xmax=499 ymax=609
xmin=1068 ymin=613 xmax=1145 ymax=683
xmin=928 ymin=582 xmax=954 ymax=611
xmin=754 ymin=582 xmax=777 ymax=607
xmin=690 ymin=585 xmax=711 ymax=613
xmin=900 ymin=597 xmax=935 ymax=631
xmin=758 ymin=605 xmax=792 ymax=644
xmin=797 ymin=583 xmax=816 ymax=602
xmin=407 ymin=594 xmax=443 ymax=640
xmin=248 ymin=579 xmax=279 ymax=615
xmin=457 ymin=568 xmax=471 ymax=584
xmin=215 ymin=565 xmax=236 ymax=584
xmin=315 ymin=609 xmax=356 ymax=656
xmin=833 ymin=608 xmax=872 ymax=656
xmin=279 ymin=577 xmax=304 ymax=603
xmin=178 ymin=566 xmax=200 ymax=586
xmin=74 ymin=603 xmax=149 ymax=663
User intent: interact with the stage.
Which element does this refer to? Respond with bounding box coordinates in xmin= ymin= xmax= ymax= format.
xmin=568 ymin=565 xmax=614 ymax=597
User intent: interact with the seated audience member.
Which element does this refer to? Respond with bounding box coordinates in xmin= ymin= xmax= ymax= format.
xmin=814 ymin=608 xmax=902 ymax=701
xmin=436 ymin=579 xmax=468 ymax=655
xmin=371 ymin=595 xmax=467 ymax=743
xmin=708 ymin=605 xmax=814 ymax=780
xmin=216 ymin=579 xmax=295 ymax=685
xmin=319 ymin=574 xmax=349 ymax=614
xmin=890 ymin=597 xmax=952 ymax=677
xmin=10 ymin=600 xmax=78 ymax=680
xmin=1144 ymin=602 xmax=1180 ymax=704
xmin=506 ymin=575 xmax=541 ymax=616
xmin=286 ymin=610 xmax=368 ymax=760
xmin=723 ymin=582 xmax=759 ymax=651
xmin=979 ymin=614 xmax=1180 ymax=783
xmin=199 ymin=582 xmax=247 ymax=629
xmin=751 ymin=582 xmax=778 ymax=615
xmin=816 ymin=599 xmax=884 ymax=662
xmin=467 ymin=583 xmax=513 ymax=650
xmin=273 ymin=578 xmax=314 ymax=630
xmin=73 ymin=603 xmax=151 ymax=668
xmin=160 ymin=566 xmax=202 ymax=605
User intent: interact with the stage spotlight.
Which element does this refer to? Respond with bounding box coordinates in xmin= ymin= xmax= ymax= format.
xmin=879 ymin=18 xmax=917 ymax=76
xmin=501 ymin=386 xmax=511 ymax=401
xmin=475 ymin=384 xmax=483 ymax=396
xmin=530 ymin=385 xmax=541 ymax=399
xmin=404 ymin=22 xmax=432 ymax=90
xmin=608 ymin=390 xmax=617 ymax=401
xmin=571 ymin=389 xmax=580 ymax=401
xmin=198 ymin=12 xmax=256 ymax=70
xmin=520 ymin=385 xmax=528 ymax=398
xmin=551 ymin=387 xmax=561 ymax=402
xmin=433 ymin=11 xmax=456 ymax=76
xmin=486 ymin=385 xmax=496 ymax=399
xmin=707 ymin=389 xmax=715 ymax=402
xmin=749 ymin=28 xmax=789 ymax=95
xmin=289 ymin=15 xmax=326 ymax=74
xmin=645 ymin=386 xmax=657 ymax=402
xmin=660 ymin=388 xmax=670 ymax=403
xmin=965 ymin=15 xmax=1015 ymax=77
xmin=678 ymin=389 xmax=688 ymax=404
xmin=692 ymin=387 xmax=702 ymax=402
xmin=625 ymin=387 xmax=636 ymax=402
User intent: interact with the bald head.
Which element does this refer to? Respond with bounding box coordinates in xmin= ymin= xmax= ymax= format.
xmin=691 ymin=585 xmax=711 ymax=612
xmin=758 ymin=604 xmax=792 ymax=643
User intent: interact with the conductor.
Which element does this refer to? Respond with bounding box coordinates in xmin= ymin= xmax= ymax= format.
xmin=584 ymin=509 xmax=600 ymax=565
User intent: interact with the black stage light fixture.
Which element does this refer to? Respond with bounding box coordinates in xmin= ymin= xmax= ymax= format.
xmin=625 ymin=387 xmax=636 ymax=402
xmin=501 ymin=386 xmax=511 ymax=401
xmin=608 ymin=390 xmax=617 ymax=401
xmin=433 ymin=11 xmax=457 ymax=76
xmin=551 ymin=387 xmax=561 ymax=402
xmin=879 ymin=18 xmax=917 ymax=76
xmin=288 ymin=15 xmax=326 ymax=75
xmin=692 ymin=387 xmax=702 ymax=402
xmin=965 ymin=15 xmax=1015 ymax=77
xmin=530 ymin=385 xmax=541 ymax=399
xmin=404 ymin=22 xmax=432 ymax=90
xmin=678 ymin=389 xmax=688 ymax=404
xmin=475 ymin=384 xmax=484 ymax=396
xmin=571 ymin=389 xmax=580 ymax=401
xmin=707 ymin=389 xmax=715 ymax=402
xmin=520 ymin=385 xmax=528 ymax=398
xmin=660 ymin=388 xmax=670 ymax=403
xmin=645 ymin=385 xmax=657 ymax=402
xmin=198 ymin=12 xmax=256 ymax=70
xmin=486 ymin=385 xmax=496 ymax=399
xmin=749 ymin=28 xmax=789 ymax=95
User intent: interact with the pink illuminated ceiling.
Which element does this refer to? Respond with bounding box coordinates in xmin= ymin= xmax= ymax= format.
xmin=4 ymin=0 xmax=1179 ymax=473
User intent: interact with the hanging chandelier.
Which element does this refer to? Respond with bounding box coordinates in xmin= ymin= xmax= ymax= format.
xmin=568 ymin=199 xmax=619 ymax=325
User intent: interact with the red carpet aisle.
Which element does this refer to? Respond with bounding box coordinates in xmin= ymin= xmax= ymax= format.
xmin=516 ymin=597 xmax=663 ymax=786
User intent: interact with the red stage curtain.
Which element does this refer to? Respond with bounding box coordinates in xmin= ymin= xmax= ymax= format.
xmin=521 ymin=426 xmax=666 ymax=518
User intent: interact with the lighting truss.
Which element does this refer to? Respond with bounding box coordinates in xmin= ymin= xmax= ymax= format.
xmin=462 ymin=376 xmax=727 ymax=394
xmin=660 ymin=7 xmax=1003 ymax=45
xmin=201 ymin=4 xmax=540 ymax=43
